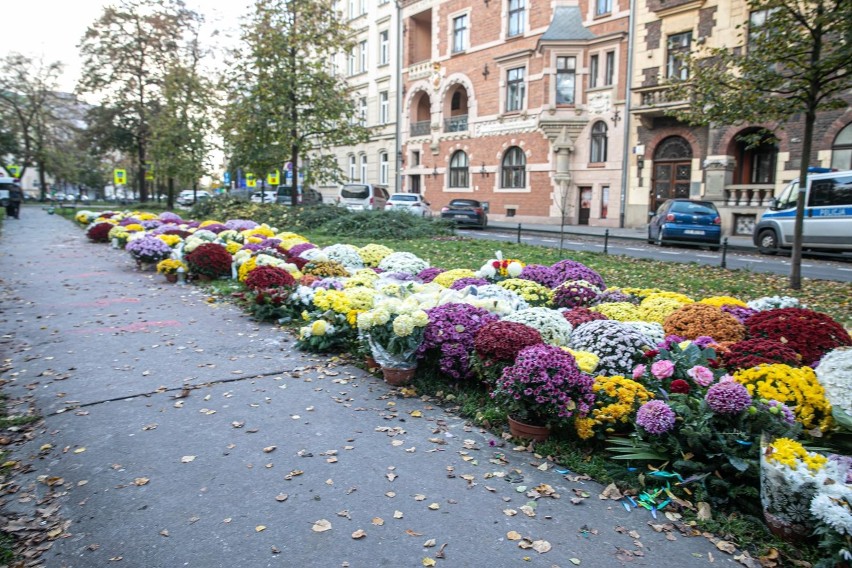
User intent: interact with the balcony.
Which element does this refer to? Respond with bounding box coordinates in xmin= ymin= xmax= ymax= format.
xmin=407 ymin=60 xmax=433 ymax=81
xmin=724 ymin=184 xmax=775 ymax=207
xmin=410 ymin=120 xmax=431 ymax=137
xmin=443 ymin=115 xmax=468 ymax=133
xmin=632 ymin=84 xmax=691 ymax=119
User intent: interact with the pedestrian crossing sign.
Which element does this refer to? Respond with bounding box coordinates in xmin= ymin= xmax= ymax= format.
xmin=246 ymin=173 xmax=256 ymax=188
xmin=114 ymin=169 xmax=127 ymax=185
xmin=267 ymin=170 xmax=279 ymax=185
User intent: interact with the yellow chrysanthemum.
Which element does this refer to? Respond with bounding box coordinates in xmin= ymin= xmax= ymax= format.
xmin=224 ymin=241 xmax=242 ymax=255
xmin=564 ymin=349 xmax=600 ymax=375
xmin=765 ymin=438 xmax=827 ymax=473
xmin=592 ymin=302 xmax=642 ymax=322
xmin=157 ymin=234 xmax=182 ymax=247
xmin=735 ymin=364 xmax=833 ymax=431
xmin=238 ymin=257 xmax=259 ymax=282
xmin=124 ymin=223 xmax=145 ymax=232
xmin=638 ymin=296 xmax=688 ymax=324
xmin=358 ymin=244 xmax=395 ymax=267
xmin=699 ymin=295 xmax=748 ymax=308
xmin=432 ymin=269 xmax=478 ymax=288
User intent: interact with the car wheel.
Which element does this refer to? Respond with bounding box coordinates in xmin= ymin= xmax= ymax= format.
xmin=655 ymin=230 xmax=666 ymax=247
xmin=647 ymin=228 xmax=654 ymax=244
xmin=757 ymin=229 xmax=779 ymax=255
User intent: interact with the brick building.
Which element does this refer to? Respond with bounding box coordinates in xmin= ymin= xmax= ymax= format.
xmin=627 ymin=0 xmax=852 ymax=236
xmin=399 ymin=0 xmax=630 ymax=227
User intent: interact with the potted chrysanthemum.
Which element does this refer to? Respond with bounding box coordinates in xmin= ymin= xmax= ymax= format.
xmin=491 ymin=344 xmax=595 ymax=441
xmin=156 ymin=259 xmax=187 ymax=283
xmin=356 ymin=296 xmax=429 ymax=386
xmin=126 ymin=235 xmax=174 ymax=269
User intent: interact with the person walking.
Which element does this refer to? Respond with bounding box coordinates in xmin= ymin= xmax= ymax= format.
xmin=5 ymin=183 xmax=22 ymax=219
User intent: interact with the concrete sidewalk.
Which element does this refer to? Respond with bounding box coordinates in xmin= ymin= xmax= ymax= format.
xmin=0 ymin=211 xmax=738 ymax=567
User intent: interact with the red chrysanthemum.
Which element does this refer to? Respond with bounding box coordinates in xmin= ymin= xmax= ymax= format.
xmin=244 ymin=266 xmax=297 ymax=291
xmin=669 ymin=379 xmax=691 ymax=394
xmin=745 ymin=307 xmax=851 ymax=366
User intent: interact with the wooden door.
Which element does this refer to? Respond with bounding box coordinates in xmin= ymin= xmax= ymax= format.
xmin=578 ymin=187 xmax=592 ymax=225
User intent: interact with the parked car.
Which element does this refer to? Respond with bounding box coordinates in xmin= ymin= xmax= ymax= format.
xmin=385 ymin=193 xmax=431 ymax=217
xmin=753 ymin=169 xmax=852 ymax=254
xmin=647 ymin=199 xmax=722 ymax=249
xmin=250 ymin=190 xmax=277 ymax=203
xmin=276 ymin=185 xmax=323 ymax=206
xmin=440 ymin=198 xmax=488 ymax=229
xmin=337 ymin=183 xmax=389 ymax=211
xmin=177 ymin=190 xmax=212 ymax=206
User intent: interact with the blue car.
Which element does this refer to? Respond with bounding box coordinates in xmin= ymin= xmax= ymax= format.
xmin=647 ymin=199 xmax=722 ymax=250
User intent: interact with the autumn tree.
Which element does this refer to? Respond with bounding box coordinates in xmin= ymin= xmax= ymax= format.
xmin=0 ymin=54 xmax=63 ymax=199
xmin=149 ymin=28 xmax=215 ymax=209
xmin=77 ymin=0 xmax=201 ymax=202
xmin=223 ymin=0 xmax=370 ymax=204
xmin=668 ymin=0 xmax=852 ymax=289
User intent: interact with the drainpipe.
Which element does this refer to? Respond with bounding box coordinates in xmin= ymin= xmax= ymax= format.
xmin=619 ymin=0 xmax=636 ymax=229
xmin=394 ymin=0 xmax=404 ymax=193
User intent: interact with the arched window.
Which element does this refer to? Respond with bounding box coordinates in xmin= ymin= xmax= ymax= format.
xmin=501 ymin=147 xmax=526 ymax=188
xmin=449 ymin=151 xmax=469 ymax=188
xmin=832 ymin=123 xmax=852 ymax=171
xmin=348 ymin=155 xmax=357 ymax=181
xmin=590 ymin=121 xmax=608 ymax=163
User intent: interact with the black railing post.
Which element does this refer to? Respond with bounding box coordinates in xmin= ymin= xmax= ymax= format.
xmin=604 ymin=229 xmax=610 ymax=254
xmin=517 ymin=223 xmax=522 ymax=244
xmin=720 ymin=237 xmax=728 ymax=269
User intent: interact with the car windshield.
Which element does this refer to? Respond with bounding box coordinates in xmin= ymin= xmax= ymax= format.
xmin=341 ymin=185 xmax=369 ymax=199
xmin=391 ymin=195 xmax=417 ymax=202
xmin=449 ymin=200 xmax=479 ymax=208
xmin=670 ymin=201 xmax=717 ymax=215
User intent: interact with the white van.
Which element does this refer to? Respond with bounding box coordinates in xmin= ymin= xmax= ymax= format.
xmin=753 ymin=169 xmax=852 ymax=254
xmin=337 ymin=183 xmax=389 ymax=211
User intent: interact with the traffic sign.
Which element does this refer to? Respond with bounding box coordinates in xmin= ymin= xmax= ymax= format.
xmin=7 ymin=165 xmax=21 ymax=178
xmin=267 ymin=170 xmax=280 ymax=185
xmin=246 ymin=173 xmax=256 ymax=188
xmin=145 ymin=168 xmax=154 ymax=181
xmin=223 ymin=172 xmax=231 ymax=184
xmin=114 ymin=169 xmax=127 ymax=185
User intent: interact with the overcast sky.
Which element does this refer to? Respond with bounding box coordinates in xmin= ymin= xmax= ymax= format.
xmin=6 ymin=0 xmax=250 ymax=94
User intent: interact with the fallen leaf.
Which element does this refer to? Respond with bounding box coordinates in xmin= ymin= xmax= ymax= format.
xmin=263 ymin=446 xmax=277 ymax=453
xmin=422 ymin=558 xmax=436 ymax=567
xmin=393 ymin=511 xmax=403 ymax=519
xmin=74 ymin=447 xmax=86 ymax=454
xmin=312 ymin=519 xmax=332 ymax=532
xmin=255 ymin=525 xmax=266 ymax=532
xmin=352 ymin=529 xmax=367 ymax=539
xmin=717 ymin=540 xmax=737 ymax=554
xmin=181 ymin=456 xmax=196 ymax=463
xmin=410 ymin=410 xmax=422 ymax=418
xmin=428 ymin=503 xmax=440 ymax=510
xmin=386 ymin=473 xmax=397 ymax=481
xmin=507 ymin=531 xmax=522 ymax=541
xmin=405 ymin=529 xmax=423 ymax=536
xmin=414 ymin=494 xmax=426 ymax=501
xmin=600 ymin=483 xmax=623 ymax=500
xmin=275 ymin=493 xmax=289 ymax=502
xmin=133 ymin=477 xmax=149 ymax=486
xmin=504 ymin=509 xmax=517 ymax=516
xmin=159 ymin=530 xmax=169 ymax=537
xmin=570 ymin=558 xmax=581 ymax=565
xmin=372 ymin=517 xmax=384 ymax=526
xmin=697 ymin=501 xmax=712 ymax=521
xmin=532 ymin=540 xmax=551 ymax=554
xmin=423 ymin=538 xmax=436 ymax=547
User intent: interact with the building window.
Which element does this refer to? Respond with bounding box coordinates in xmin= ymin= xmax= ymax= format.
xmin=506 ymin=67 xmax=525 ymax=112
xmin=360 ymin=0 xmax=367 ymax=15
xmin=604 ymin=51 xmax=615 ymax=86
xmin=360 ymin=154 xmax=368 ymax=182
xmin=379 ymin=91 xmax=389 ymax=124
xmin=501 ymin=146 xmax=526 ymax=188
xmin=666 ymin=31 xmax=692 ymax=80
xmin=379 ymin=30 xmax=389 ymax=65
xmin=347 ymin=50 xmax=356 ymax=76
xmin=358 ymin=97 xmax=367 ymax=126
xmin=555 ymin=56 xmax=576 ymax=105
xmin=359 ymin=40 xmax=368 ymax=72
xmin=412 ymin=150 xmax=420 ymax=166
xmin=831 ymin=123 xmax=852 ymax=171
xmin=589 ymin=54 xmax=599 ymax=89
xmin=348 ymin=155 xmax=357 ymax=180
xmin=595 ymin=0 xmax=612 ymax=16
xmin=449 ymin=151 xmax=469 ymax=188
xmin=591 ymin=121 xmax=608 ymax=163
xmin=348 ymin=0 xmax=356 ymax=19
xmin=379 ymin=151 xmax=389 ymax=184
xmin=508 ymin=0 xmax=525 ymax=38
xmin=452 ymin=14 xmax=468 ymax=53
xmin=600 ymin=185 xmax=609 ymax=219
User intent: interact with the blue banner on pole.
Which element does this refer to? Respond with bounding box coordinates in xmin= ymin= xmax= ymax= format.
xmin=223 ymin=172 xmax=231 ymax=184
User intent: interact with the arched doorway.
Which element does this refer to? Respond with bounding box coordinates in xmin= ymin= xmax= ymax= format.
xmin=651 ymin=136 xmax=693 ymax=212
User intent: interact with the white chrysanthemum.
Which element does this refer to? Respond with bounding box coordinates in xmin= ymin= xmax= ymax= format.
xmin=466 ymin=284 xmax=530 ymax=312
xmin=507 ymin=261 xmax=523 ymax=277
xmin=476 ymin=264 xmax=497 ymax=279
xmin=299 ymin=248 xmax=325 ymax=261
xmin=623 ymin=321 xmax=666 ymax=346
xmin=816 ymin=347 xmax=852 ymax=415
xmin=393 ymin=314 xmax=415 ymax=337
xmin=502 ymin=307 xmax=573 ymax=346
xmin=411 ymin=309 xmax=429 ymax=327
xmin=378 ymin=252 xmax=429 ymax=275
xmin=323 ymin=244 xmax=365 ymax=270
xmin=255 ymin=254 xmax=285 ymax=268
xmin=811 ymin=492 xmax=852 ymax=536
xmin=232 ymin=249 xmax=252 ymax=266
xmin=372 ymin=308 xmax=391 ymax=326
xmin=747 ymin=295 xmax=803 ymax=311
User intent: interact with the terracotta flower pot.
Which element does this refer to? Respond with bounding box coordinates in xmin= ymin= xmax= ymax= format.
xmin=364 ymin=356 xmax=379 ymax=372
xmin=382 ymin=366 xmax=415 ymax=386
xmin=165 ymin=273 xmax=178 ymax=283
xmin=507 ymin=416 xmax=551 ymax=442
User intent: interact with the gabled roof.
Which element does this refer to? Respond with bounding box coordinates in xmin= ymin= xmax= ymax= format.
xmin=540 ymin=6 xmax=597 ymax=42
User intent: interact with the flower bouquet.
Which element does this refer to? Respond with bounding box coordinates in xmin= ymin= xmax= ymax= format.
xmin=491 ymin=344 xmax=594 ymax=436
xmin=475 ymin=251 xmax=525 ymax=282
xmin=126 ymin=235 xmax=174 ymax=267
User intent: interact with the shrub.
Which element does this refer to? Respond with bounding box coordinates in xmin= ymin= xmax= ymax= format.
xmin=86 ymin=222 xmax=115 ymax=243
xmin=569 ymin=320 xmax=653 ymax=376
xmin=552 ymin=280 xmax=601 ymax=309
xmin=416 ymin=303 xmax=498 ymax=380
xmin=244 ymin=266 xmax=297 ymax=291
xmin=550 ymin=259 xmax=606 ymax=289
xmin=663 ymin=303 xmax=745 ymax=343
xmin=720 ymin=338 xmax=801 ymax=371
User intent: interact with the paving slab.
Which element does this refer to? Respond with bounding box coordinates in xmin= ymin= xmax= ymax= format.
xmin=0 ymin=211 xmax=738 ymax=567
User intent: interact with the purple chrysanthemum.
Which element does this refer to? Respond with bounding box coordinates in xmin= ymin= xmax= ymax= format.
xmin=119 ymin=217 xmax=141 ymax=226
xmin=450 ymin=277 xmax=489 ymax=290
xmin=518 ymin=264 xmax=559 ymax=288
xmin=125 ymin=235 xmax=173 ymax=263
xmin=285 ymin=242 xmax=316 ymax=257
xmin=762 ymin=400 xmax=797 ymax=424
xmin=384 ymin=271 xmax=416 ymax=281
xmin=636 ymin=400 xmax=676 ymax=434
xmin=721 ymin=305 xmax=758 ymax=324
xmin=594 ymin=289 xmax=639 ymax=305
xmin=550 ymin=259 xmax=606 ymax=290
xmin=225 ymin=219 xmax=258 ymax=231
xmin=704 ymin=381 xmax=752 ymax=414
xmin=416 ymin=267 xmax=445 ymax=283
xmin=159 ymin=212 xmax=183 ymax=223
xmin=416 ymin=303 xmax=498 ymax=380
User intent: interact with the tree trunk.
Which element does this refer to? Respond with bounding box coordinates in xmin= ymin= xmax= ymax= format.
xmin=168 ymin=177 xmax=175 ymax=210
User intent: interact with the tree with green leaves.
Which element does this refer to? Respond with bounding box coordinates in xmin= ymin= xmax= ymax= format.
xmin=0 ymin=53 xmax=63 ymax=199
xmin=668 ymin=0 xmax=852 ymax=289
xmin=77 ymin=0 xmax=201 ymax=202
xmin=149 ymin=28 xmax=216 ymax=209
xmin=223 ymin=0 xmax=370 ymax=205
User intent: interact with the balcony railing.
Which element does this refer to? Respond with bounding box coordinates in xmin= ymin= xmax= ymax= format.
xmin=724 ymin=184 xmax=776 ymax=207
xmin=443 ymin=114 xmax=468 ymax=133
xmin=632 ymin=84 xmax=691 ymax=115
xmin=407 ymin=60 xmax=433 ymax=81
xmin=410 ymin=120 xmax=431 ymax=137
